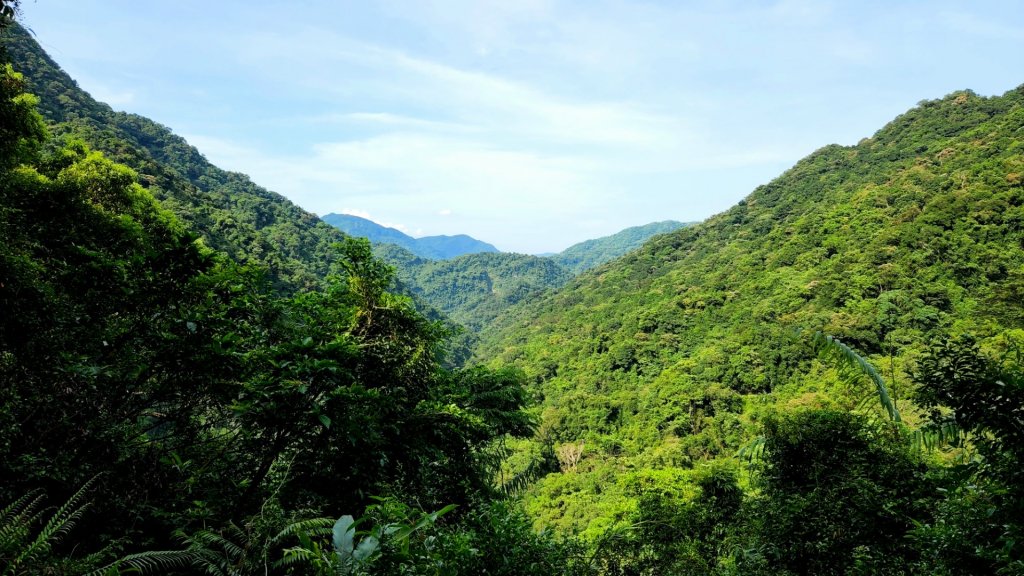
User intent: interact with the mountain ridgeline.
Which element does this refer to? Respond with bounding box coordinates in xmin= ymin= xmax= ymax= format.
xmin=328 ymin=213 xmax=691 ymax=332
xmin=3 ymin=12 xmax=1024 ymax=576
xmin=374 ymin=243 xmax=574 ymax=332
xmin=549 ymin=220 xmax=691 ymax=274
xmin=478 ymin=85 xmax=1024 ymax=551
xmin=3 ymin=24 xmax=347 ymax=292
xmin=322 ymin=212 xmax=499 ymax=259
xmin=0 ymin=19 xmax=589 ymax=576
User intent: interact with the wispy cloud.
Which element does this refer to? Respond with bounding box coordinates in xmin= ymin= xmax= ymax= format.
xmin=59 ymin=0 xmax=1018 ymax=253
xmin=340 ymin=208 xmax=410 ymax=233
xmin=340 ymin=208 xmax=372 ymax=219
xmin=326 ymin=112 xmax=474 ymax=133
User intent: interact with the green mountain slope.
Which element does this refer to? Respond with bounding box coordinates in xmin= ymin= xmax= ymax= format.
xmin=323 ymin=212 xmax=499 ymax=259
xmin=374 ymin=244 xmax=573 ymax=332
xmin=0 ymin=35 xmax=582 ymax=574
xmin=3 ymin=25 xmax=346 ymax=291
xmin=550 ymin=220 xmax=692 ymax=274
xmin=477 ymin=86 xmax=1024 ymax=535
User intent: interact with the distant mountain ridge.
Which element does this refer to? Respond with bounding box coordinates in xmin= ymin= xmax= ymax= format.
xmin=329 ymin=215 xmax=698 ymax=330
xmin=373 ymin=244 xmax=573 ymax=332
xmin=549 ymin=220 xmax=693 ymax=274
xmin=322 ymin=213 xmax=499 ymax=259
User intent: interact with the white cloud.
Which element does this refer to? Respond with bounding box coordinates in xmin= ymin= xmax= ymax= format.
xmin=323 ymin=112 xmax=474 ymax=133
xmin=225 ymin=26 xmax=692 ymax=152
xmin=340 ymin=208 xmax=372 ymax=219
xmin=167 ymin=0 xmax=1024 ymax=252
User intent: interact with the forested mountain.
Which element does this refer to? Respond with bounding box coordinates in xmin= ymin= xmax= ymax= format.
xmin=323 ymin=212 xmax=499 ymax=259
xmin=3 ymin=24 xmax=347 ymax=292
xmin=374 ymin=244 xmax=574 ymax=332
xmin=4 ymin=6 xmax=1024 ymax=574
xmin=0 ymin=17 xmax=589 ymax=576
xmin=550 ymin=220 xmax=691 ymax=274
xmin=478 ymin=85 xmax=1024 ymax=571
xmin=354 ymin=219 xmax=695 ymax=332
xmin=322 ymin=213 xmax=418 ymax=250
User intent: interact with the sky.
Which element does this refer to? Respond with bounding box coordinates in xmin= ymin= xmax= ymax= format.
xmin=17 ymin=0 xmax=1024 ymax=253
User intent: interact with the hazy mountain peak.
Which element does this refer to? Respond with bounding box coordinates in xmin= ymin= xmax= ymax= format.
xmin=321 ymin=212 xmax=498 ymax=259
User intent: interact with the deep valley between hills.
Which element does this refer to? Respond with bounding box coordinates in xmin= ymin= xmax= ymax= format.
xmin=2 ymin=16 xmax=1023 ymax=576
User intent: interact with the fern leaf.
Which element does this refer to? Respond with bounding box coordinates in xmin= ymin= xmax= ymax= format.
xmin=89 ymin=549 xmax=200 ymax=575
xmin=271 ymin=517 xmax=333 ymax=544
xmin=910 ymin=419 xmax=966 ymax=452
xmin=6 ymin=475 xmax=99 ymax=574
xmin=0 ymin=489 xmax=43 ymax=527
xmin=0 ymin=490 xmax=45 ymax=548
xmin=186 ymin=526 xmax=246 ymax=561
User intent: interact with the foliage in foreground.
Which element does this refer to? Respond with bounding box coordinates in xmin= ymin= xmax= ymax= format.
xmin=2 ymin=12 xmax=1024 ymax=576
xmin=0 ymin=48 xmax=561 ymax=573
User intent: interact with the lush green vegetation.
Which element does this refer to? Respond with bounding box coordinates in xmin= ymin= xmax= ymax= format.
xmin=325 ymin=215 xmax=694 ymax=332
xmin=478 ymin=84 xmax=1024 ymax=570
xmin=352 ymin=220 xmax=694 ymax=334
xmin=375 ymin=244 xmax=574 ymax=333
xmin=3 ymin=23 xmax=348 ymax=293
xmin=550 ymin=220 xmax=691 ymax=274
xmin=3 ymin=6 xmax=1024 ymax=574
xmin=323 ymin=212 xmax=499 ymax=260
xmin=0 ymin=19 xmax=584 ymax=575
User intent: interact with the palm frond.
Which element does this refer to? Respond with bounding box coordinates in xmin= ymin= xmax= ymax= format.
xmin=500 ymin=455 xmax=549 ymax=497
xmin=736 ymin=435 xmax=766 ymax=463
xmin=809 ymin=331 xmax=901 ymax=423
xmin=910 ymin=419 xmax=966 ymax=452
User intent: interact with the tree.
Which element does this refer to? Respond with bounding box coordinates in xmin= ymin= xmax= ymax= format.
xmin=744 ymin=410 xmax=930 ymax=576
xmin=912 ymin=336 xmax=1024 ymax=574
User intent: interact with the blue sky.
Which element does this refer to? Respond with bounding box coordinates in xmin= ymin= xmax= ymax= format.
xmin=19 ymin=0 xmax=1024 ymax=253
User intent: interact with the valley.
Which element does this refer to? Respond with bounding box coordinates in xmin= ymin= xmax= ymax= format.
xmin=1 ymin=8 xmax=1023 ymax=576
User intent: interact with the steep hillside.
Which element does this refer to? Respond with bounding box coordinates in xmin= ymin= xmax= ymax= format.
xmin=323 ymin=212 xmax=499 ymax=259
xmin=551 ymin=220 xmax=691 ymax=274
xmin=374 ymin=244 xmax=573 ymax=332
xmin=478 ymin=86 xmax=1024 ymax=535
xmin=0 ymin=34 xmax=579 ymax=574
xmin=3 ymin=25 xmax=346 ymax=291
